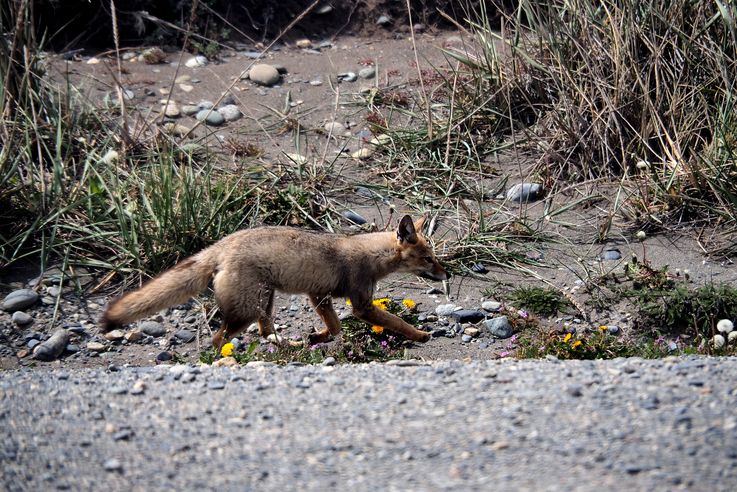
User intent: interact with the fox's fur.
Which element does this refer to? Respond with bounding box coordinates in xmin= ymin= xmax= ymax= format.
xmin=101 ymin=215 xmax=449 ymax=348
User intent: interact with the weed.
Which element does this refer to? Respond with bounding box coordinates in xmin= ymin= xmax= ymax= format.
xmin=509 ymin=287 xmax=569 ymax=317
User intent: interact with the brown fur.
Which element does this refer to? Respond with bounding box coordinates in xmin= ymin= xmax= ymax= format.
xmin=100 ymin=215 xmax=448 ymax=349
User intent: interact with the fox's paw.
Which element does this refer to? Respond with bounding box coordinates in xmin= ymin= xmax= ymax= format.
xmin=414 ymin=331 xmax=431 ymax=343
xmin=308 ymin=331 xmax=332 ymax=345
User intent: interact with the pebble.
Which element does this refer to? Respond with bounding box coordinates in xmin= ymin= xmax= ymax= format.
xmin=506 ymin=183 xmax=544 ymax=203
xmin=358 ymin=67 xmax=376 ymax=79
xmin=33 ymin=330 xmax=71 ymax=361
xmin=11 ymin=311 xmax=33 ymax=325
xmin=175 ymin=330 xmax=195 ymax=343
xmin=213 ymin=357 xmax=238 ymax=367
xmin=241 ymin=51 xmax=263 ymax=59
xmin=341 ymin=210 xmax=367 ymax=225
xmin=87 ymin=342 xmax=106 ymax=352
xmin=141 ymin=321 xmax=166 ymax=337
xmin=322 ymin=356 xmax=336 ymax=366
xmin=181 ymin=105 xmax=200 ymax=116
xmin=217 ymin=104 xmax=241 ymax=122
xmin=602 ymin=248 xmax=622 ymax=261
xmin=103 ymin=458 xmax=123 ymax=473
xmin=435 ymin=304 xmax=459 ymax=317
xmin=324 ymin=121 xmax=345 ymax=134
xmin=471 ymin=263 xmax=489 ymax=274
xmin=482 ymin=301 xmax=502 ymax=312
xmin=185 ymin=55 xmax=208 ymax=68
xmin=104 ymin=330 xmax=125 ymax=341
xmin=87 ymin=57 xmax=100 ymax=65
xmin=195 ymin=109 xmax=225 ymax=126
xmin=464 ymin=327 xmax=480 ymax=337
xmin=162 ymin=101 xmax=180 ymax=117
xmin=485 ymin=316 xmax=514 ymax=339
xmin=248 ymin=64 xmax=281 ymax=86
xmin=175 ymin=75 xmax=191 ymax=84
xmin=608 ymin=325 xmax=620 ymax=335
xmin=156 ymin=351 xmax=173 ymax=362
xmin=462 ymin=335 xmax=473 ymax=343
xmin=448 ymin=309 xmax=486 ymax=324
xmin=376 ymin=15 xmax=391 ymax=26
xmin=162 ymin=123 xmax=190 ymax=136
xmin=3 ymin=289 xmax=40 ymax=311
xmin=179 ymin=83 xmax=194 ymax=92
xmin=141 ymin=47 xmax=166 ymax=64
xmin=296 ymin=39 xmax=312 ymax=49
xmin=351 ymin=148 xmax=374 ymax=160
xmin=208 ymin=380 xmax=226 ymax=390
xmin=309 ymin=79 xmax=323 ymax=86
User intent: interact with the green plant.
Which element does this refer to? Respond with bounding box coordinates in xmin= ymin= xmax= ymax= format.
xmin=509 ymin=287 xmax=569 ymax=317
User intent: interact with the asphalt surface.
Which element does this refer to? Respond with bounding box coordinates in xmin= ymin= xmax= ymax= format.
xmin=2 ymin=356 xmax=737 ymax=491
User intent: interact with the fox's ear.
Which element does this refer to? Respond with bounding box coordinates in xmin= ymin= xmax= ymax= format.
xmin=413 ymin=216 xmax=427 ymax=234
xmin=397 ymin=215 xmax=418 ymax=244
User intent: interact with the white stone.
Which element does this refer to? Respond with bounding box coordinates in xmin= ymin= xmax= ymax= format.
xmin=185 ymin=55 xmax=208 ymax=68
xmin=248 ymin=64 xmax=281 ymax=86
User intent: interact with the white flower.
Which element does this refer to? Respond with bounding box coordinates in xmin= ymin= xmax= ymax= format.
xmin=712 ymin=334 xmax=725 ymax=349
xmin=717 ymin=319 xmax=734 ymax=334
xmin=729 ymin=331 xmax=737 ymax=344
xmin=101 ymin=149 xmax=119 ymax=164
xmin=636 ymin=230 xmax=646 ymax=240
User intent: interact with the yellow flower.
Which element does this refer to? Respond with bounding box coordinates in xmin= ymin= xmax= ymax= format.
xmin=345 ymin=299 xmax=352 ymax=306
xmin=220 ymin=342 xmax=235 ymax=357
xmin=599 ymin=325 xmax=608 ymax=332
xmin=372 ymin=298 xmax=390 ymax=310
xmin=402 ymin=299 xmax=416 ymax=310
xmin=571 ymin=340 xmax=582 ymax=349
xmin=563 ymin=333 xmax=572 ymax=343
xmin=371 ymin=325 xmax=384 ymax=334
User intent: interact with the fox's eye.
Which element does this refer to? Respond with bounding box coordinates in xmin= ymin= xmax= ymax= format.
xmin=423 ymin=256 xmax=434 ymax=263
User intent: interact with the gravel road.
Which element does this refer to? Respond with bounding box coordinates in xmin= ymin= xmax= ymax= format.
xmin=2 ymin=356 xmax=736 ymax=491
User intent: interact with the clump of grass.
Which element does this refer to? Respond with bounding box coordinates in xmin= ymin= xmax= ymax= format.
xmin=509 ymin=286 xmax=569 ymax=317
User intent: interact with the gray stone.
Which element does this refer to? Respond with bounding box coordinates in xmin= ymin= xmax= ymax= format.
xmin=195 ymin=109 xmax=225 ymax=126
xmin=324 ymin=121 xmax=346 ymax=134
xmin=217 ymin=104 xmax=241 ymax=122
xmin=506 ymin=183 xmax=544 ymax=203
xmin=248 ymin=64 xmax=281 ymax=86
xmin=12 ymin=311 xmax=33 ymax=325
xmin=33 ymin=330 xmax=71 ymax=361
xmin=103 ymin=458 xmax=123 ymax=472
xmin=461 ymin=335 xmax=473 ymax=343
xmin=448 ymin=309 xmax=486 ymax=324
xmin=337 ymin=72 xmax=357 ymax=82
xmin=482 ymin=301 xmax=502 ymax=312
xmin=602 ymin=248 xmax=622 ymax=261
xmin=376 ymin=15 xmax=391 ymax=26
xmin=485 ymin=316 xmax=514 ymax=339
xmin=175 ymin=330 xmax=195 ymax=343
xmin=208 ymin=380 xmax=226 ymax=390
xmin=435 ymin=304 xmax=459 ymax=317
xmin=181 ymin=105 xmax=200 ymax=116
xmin=358 ymin=67 xmax=376 ymax=79
xmin=322 ymin=356 xmax=336 ymax=366
xmin=3 ymin=289 xmax=39 ymax=311
xmin=342 ymin=210 xmax=366 ymax=225
xmin=184 ymin=55 xmax=208 ymax=68
xmin=141 ymin=321 xmax=166 ymax=337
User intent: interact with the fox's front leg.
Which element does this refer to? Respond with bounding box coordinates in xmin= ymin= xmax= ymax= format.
xmin=352 ymin=304 xmax=431 ymax=342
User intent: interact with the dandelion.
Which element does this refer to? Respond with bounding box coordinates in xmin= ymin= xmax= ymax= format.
xmin=345 ymin=299 xmax=352 ymax=306
xmin=563 ymin=333 xmax=572 ymax=343
xmin=371 ymin=325 xmax=384 ymax=334
xmin=571 ymin=340 xmax=582 ymax=349
xmin=636 ymin=230 xmax=647 ymax=241
xmin=220 ymin=342 xmax=235 ymax=357
xmin=402 ymin=299 xmax=416 ymax=310
xmin=372 ymin=298 xmax=390 ymax=310
xmin=599 ymin=325 xmax=608 ymax=332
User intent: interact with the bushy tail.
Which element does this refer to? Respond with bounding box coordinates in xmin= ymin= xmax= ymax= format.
xmin=100 ymin=251 xmax=217 ymax=331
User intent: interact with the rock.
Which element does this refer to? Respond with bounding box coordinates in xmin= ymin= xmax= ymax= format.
xmin=309 ymin=79 xmax=323 ymax=86
xmin=197 ymin=100 xmax=214 ymax=110
xmin=337 ymin=72 xmax=357 ymax=82
xmin=46 ymin=286 xmax=61 ymax=297
xmin=567 ymin=384 xmax=583 ymax=397
xmin=185 ymin=55 xmax=208 ymax=68
xmin=471 ymin=263 xmax=489 ymax=274
xmin=461 ymin=335 xmax=472 ymax=343
xmin=181 ymin=105 xmax=200 ymax=116
xmin=195 ymin=109 xmax=225 ymax=126
xmin=87 ymin=57 xmax=100 ymax=65
xmin=33 ymin=330 xmax=70 ymax=361
xmin=221 ymin=94 xmax=237 ymax=105
xmin=717 ymin=319 xmax=734 ymax=333
xmin=213 ymin=356 xmax=238 ymax=367
xmin=141 ymin=321 xmax=166 ymax=337
xmin=324 ymin=121 xmax=346 ymax=134
xmin=435 ymin=304 xmax=459 ymax=317
xmin=448 ymin=309 xmax=486 ymax=324
xmin=431 ymin=328 xmax=447 ymax=338
xmin=104 ymin=330 xmax=125 ymax=341
xmin=241 ymin=51 xmax=263 ymax=60
xmin=322 ymin=356 xmax=336 ymax=366
xmin=142 ymin=47 xmax=166 ymax=64
xmin=506 ymin=183 xmax=544 ymax=203
xmin=341 ymin=211 xmax=366 ymax=225
xmin=248 ymin=64 xmax=281 ymax=86
xmin=175 ymin=75 xmax=191 ymax=84
xmin=485 ymin=316 xmax=514 ymax=339
xmin=27 ymin=339 xmax=40 ymax=350
xmin=208 ymin=380 xmax=226 ymax=390
xmin=162 ymin=101 xmax=180 ymax=117
xmin=103 ymin=458 xmax=123 ymax=473
xmin=608 ymin=325 xmax=620 ymax=335
xmin=464 ymin=327 xmax=480 ymax=337
xmin=87 ymin=341 xmax=106 ymax=352
xmin=162 ymin=123 xmax=190 ymax=136
xmin=296 ymin=39 xmax=312 ymax=49
xmin=3 ymin=289 xmax=40 ymax=311
xmin=385 ymin=359 xmax=426 ymax=367
xmin=156 ymin=351 xmax=173 ymax=362
xmin=11 ymin=311 xmax=33 ymax=326
xmin=217 ymin=104 xmax=241 ymax=122
xmin=358 ymin=67 xmax=376 ymax=79
xmin=65 ymin=344 xmax=80 ymax=353
xmin=130 ymin=380 xmax=146 ymax=395
xmin=602 ymin=248 xmax=622 ymax=261
xmin=317 ymin=4 xmax=333 ymax=14
xmin=352 ymin=148 xmax=374 ymax=160
xmin=376 ymin=15 xmax=391 ymax=26
xmin=175 ymin=330 xmax=195 ymax=343
xmin=482 ymin=301 xmax=502 ymax=312
xmin=179 ymin=83 xmax=194 ymax=92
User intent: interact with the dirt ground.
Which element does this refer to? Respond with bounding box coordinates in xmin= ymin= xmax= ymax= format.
xmin=2 ymin=29 xmax=736 ymax=369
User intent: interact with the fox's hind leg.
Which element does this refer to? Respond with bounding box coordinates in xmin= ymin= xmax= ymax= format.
xmin=211 ymin=271 xmax=270 ymax=350
xmin=256 ymin=288 xmax=276 ymax=338
xmin=307 ymin=295 xmax=342 ymax=344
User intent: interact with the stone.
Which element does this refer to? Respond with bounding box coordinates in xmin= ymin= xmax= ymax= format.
xmin=296 ymin=39 xmax=312 ymax=49
xmin=175 ymin=75 xmax=191 ymax=84
xmin=248 ymin=64 xmax=281 ymax=86
xmin=602 ymin=248 xmax=622 ymax=261
xmin=462 ymin=335 xmax=473 ymax=343
xmin=358 ymin=67 xmax=376 ymax=79
xmin=435 ymin=304 xmax=459 ymax=317
xmin=3 ymin=289 xmax=40 ymax=311
xmin=87 ymin=57 xmax=100 ymax=64
xmin=175 ymin=330 xmax=195 ymax=343
xmin=33 ymin=330 xmax=70 ymax=361
xmin=448 ymin=309 xmax=486 ymax=324
xmin=324 ymin=121 xmax=345 ymax=134
xmin=179 ymin=83 xmax=194 ymax=92
xmin=341 ymin=210 xmax=366 ymax=225
xmin=185 ymin=55 xmax=208 ymax=68
xmin=471 ymin=263 xmax=489 ymax=274
xmin=337 ymin=72 xmax=357 ymax=82
xmin=142 ymin=47 xmax=166 ymax=64
xmin=208 ymin=380 xmax=226 ymax=390
xmin=104 ymin=330 xmax=125 ymax=341
xmin=162 ymin=101 xmax=180 ymax=117
xmin=376 ymin=15 xmax=391 ymax=26
xmin=213 ymin=356 xmax=238 ymax=367
xmin=195 ymin=109 xmax=225 ymax=126
xmin=11 ymin=311 xmax=33 ymax=325
xmin=322 ymin=356 xmax=336 ymax=366
xmin=482 ymin=301 xmax=502 ymax=312
xmin=156 ymin=351 xmax=173 ymax=362
xmin=103 ymin=458 xmax=123 ymax=473
xmin=485 ymin=316 xmax=514 ymax=339
xmin=309 ymin=79 xmax=323 ymax=86
xmin=352 ymin=147 xmax=374 ymax=160
xmin=464 ymin=327 xmax=480 ymax=337
xmin=87 ymin=341 xmax=106 ymax=352
xmin=181 ymin=105 xmax=200 ymax=116
xmin=217 ymin=104 xmax=241 ymax=122
xmin=506 ymin=183 xmax=544 ymax=203
xmin=141 ymin=321 xmax=166 ymax=337
xmin=162 ymin=123 xmax=189 ymax=137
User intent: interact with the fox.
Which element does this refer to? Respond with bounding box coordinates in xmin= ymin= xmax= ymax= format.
xmin=100 ymin=215 xmax=449 ymax=349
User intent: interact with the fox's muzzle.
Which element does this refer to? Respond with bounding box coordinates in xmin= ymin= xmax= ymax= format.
xmin=419 ymin=270 xmax=450 ymax=281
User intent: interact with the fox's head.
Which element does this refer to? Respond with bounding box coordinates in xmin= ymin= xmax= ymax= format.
xmin=395 ymin=215 xmax=449 ymax=281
